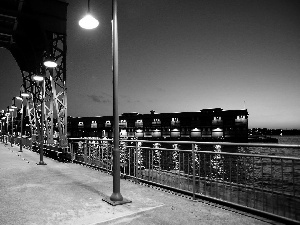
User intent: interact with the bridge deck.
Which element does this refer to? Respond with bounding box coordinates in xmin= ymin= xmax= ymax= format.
xmin=0 ymin=143 xmax=280 ymax=225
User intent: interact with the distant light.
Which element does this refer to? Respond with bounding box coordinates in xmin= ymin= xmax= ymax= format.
xmin=16 ymin=96 xmax=22 ymax=100
xmin=43 ymin=60 xmax=57 ymax=68
xmin=9 ymin=108 xmax=14 ymax=111
xmin=11 ymin=105 xmax=17 ymax=109
xmin=21 ymin=93 xmax=30 ymax=97
xmin=79 ymin=14 xmax=99 ymax=29
xmin=213 ymin=128 xmax=223 ymax=132
xmin=32 ymin=75 xmax=44 ymax=81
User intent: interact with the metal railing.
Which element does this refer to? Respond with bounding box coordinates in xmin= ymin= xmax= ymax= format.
xmin=2 ymin=135 xmax=71 ymax=161
xmin=68 ymin=138 xmax=300 ymax=224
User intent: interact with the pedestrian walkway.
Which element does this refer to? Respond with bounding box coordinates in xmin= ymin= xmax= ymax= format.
xmin=0 ymin=143 xmax=282 ymax=225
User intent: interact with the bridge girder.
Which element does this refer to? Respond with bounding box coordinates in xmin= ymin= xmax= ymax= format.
xmin=0 ymin=0 xmax=68 ymax=148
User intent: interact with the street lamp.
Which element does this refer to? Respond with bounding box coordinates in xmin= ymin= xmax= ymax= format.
xmin=9 ymin=103 xmax=15 ymax=147
xmin=15 ymin=88 xmax=29 ymax=152
xmin=43 ymin=53 xmax=58 ymax=69
xmin=33 ymin=74 xmax=47 ymax=165
xmin=79 ymin=0 xmax=131 ymax=205
xmin=43 ymin=59 xmax=57 ymax=68
xmin=1 ymin=111 xmax=6 ymax=143
xmin=11 ymin=97 xmax=17 ymax=109
xmin=79 ymin=0 xmax=99 ymax=29
xmin=5 ymin=108 xmax=10 ymax=144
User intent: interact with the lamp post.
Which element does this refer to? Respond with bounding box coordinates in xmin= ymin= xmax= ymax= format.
xmin=0 ymin=110 xmax=4 ymax=142
xmin=16 ymin=89 xmax=29 ymax=152
xmin=5 ymin=108 xmax=10 ymax=144
xmin=1 ymin=112 xmax=5 ymax=142
xmin=33 ymin=74 xmax=47 ymax=165
xmin=79 ymin=0 xmax=131 ymax=205
xmin=10 ymin=99 xmax=17 ymax=147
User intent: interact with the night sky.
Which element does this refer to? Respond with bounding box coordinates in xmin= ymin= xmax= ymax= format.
xmin=1 ymin=0 xmax=300 ymax=129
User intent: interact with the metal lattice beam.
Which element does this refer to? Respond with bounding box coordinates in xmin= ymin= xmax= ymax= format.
xmin=46 ymin=32 xmax=67 ymax=148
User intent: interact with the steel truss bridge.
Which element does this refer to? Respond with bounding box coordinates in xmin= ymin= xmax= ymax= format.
xmin=0 ymin=0 xmax=68 ymax=148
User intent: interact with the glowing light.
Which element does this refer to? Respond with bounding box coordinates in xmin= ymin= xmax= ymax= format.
xmin=43 ymin=60 xmax=57 ymax=68
xmin=21 ymin=93 xmax=30 ymax=97
xmin=32 ymin=75 xmax=44 ymax=81
xmin=213 ymin=128 xmax=223 ymax=132
xmin=79 ymin=14 xmax=99 ymax=29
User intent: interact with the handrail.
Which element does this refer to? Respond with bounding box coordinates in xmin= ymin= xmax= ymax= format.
xmin=68 ymin=137 xmax=300 ymax=149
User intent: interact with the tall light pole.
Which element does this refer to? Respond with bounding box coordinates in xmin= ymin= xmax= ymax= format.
xmin=16 ymin=88 xmax=29 ymax=152
xmin=5 ymin=107 xmax=10 ymax=144
xmin=79 ymin=0 xmax=131 ymax=205
xmin=33 ymin=74 xmax=47 ymax=165
xmin=31 ymin=53 xmax=57 ymax=164
xmin=0 ymin=110 xmax=4 ymax=142
xmin=1 ymin=112 xmax=5 ymax=142
xmin=10 ymin=99 xmax=17 ymax=147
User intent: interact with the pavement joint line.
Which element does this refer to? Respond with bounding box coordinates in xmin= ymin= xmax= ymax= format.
xmin=91 ymin=204 xmax=165 ymax=225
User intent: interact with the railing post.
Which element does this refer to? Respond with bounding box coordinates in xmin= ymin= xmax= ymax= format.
xmin=135 ymin=141 xmax=138 ymax=183
xmin=192 ymin=143 xmax=196 ymax=200
xmin=84 ymin=140 xmax=88 ymax=163
xmin=69 ymin=141 xmax=74 ymax=162
xmin=19 ymin=137 xmax=23 ymax=152
xmin=88 ymin=140 xmax=91 ymax=164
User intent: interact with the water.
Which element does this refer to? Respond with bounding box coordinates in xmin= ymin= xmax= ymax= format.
xmin=273 ymin=135 xmax=300 ymax=145
xmin=245 ymin=135 xmax=300 ymax=157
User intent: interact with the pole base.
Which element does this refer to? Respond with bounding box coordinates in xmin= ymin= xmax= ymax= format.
xmin=18 ymin=150 xmax=23 ymax=152
xmin=102 ymin=196 xmax=132 ymax=206
xmin=37 ymin=161 xmax=47 ymax=165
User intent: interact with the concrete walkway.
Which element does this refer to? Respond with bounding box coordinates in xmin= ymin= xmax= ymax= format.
xmin=0 ymin=143 xmax=282 ymax=225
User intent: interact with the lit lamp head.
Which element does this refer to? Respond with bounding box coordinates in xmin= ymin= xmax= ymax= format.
xmin=11 ymin=97 xmax=17 ymax=109
xmin=79 ymin=14 xmax=99 ymax=29
xmin=79 ymin=0 xmax=99 ymax=29
xmin=20 ymin=85 xmax=30 ymax=98
xmin=21 ymin=92 xmax=30 ymax=97
xmin=32 ymin=74 xmax=45 ymax=82
xmin=43 ymin=55 xmax=57 ymax=68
